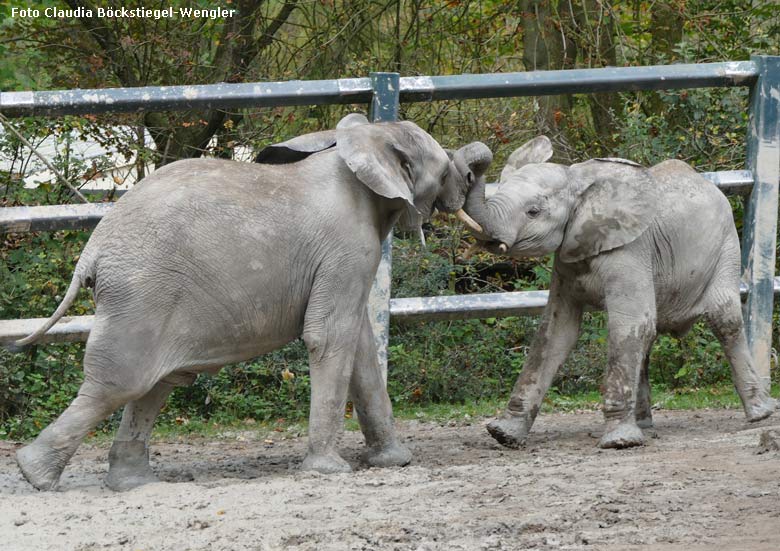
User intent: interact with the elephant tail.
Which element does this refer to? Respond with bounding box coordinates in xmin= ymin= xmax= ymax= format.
xmin=8 ymin=258 xmax=94 ymax=352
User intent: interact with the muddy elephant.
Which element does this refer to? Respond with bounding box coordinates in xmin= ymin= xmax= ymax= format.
xmin=460 ymin=136 xmax=774 ymax=449
xmin=10 ymin=114 xmax=493 ymax=491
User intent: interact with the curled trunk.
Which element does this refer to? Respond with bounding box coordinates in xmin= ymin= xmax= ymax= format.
xmin=463 ymin=176 xmax=495 ymax=241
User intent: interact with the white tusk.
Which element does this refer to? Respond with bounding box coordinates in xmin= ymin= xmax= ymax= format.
xmin=498 ymin=243 xmax=508 ymax=253
xmin=455 ymin=209 xmax=484 ymax=234
xmin=418 ymin=225 xmax=426 ymax=248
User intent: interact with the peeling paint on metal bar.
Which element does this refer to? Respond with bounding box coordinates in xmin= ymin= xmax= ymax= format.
xmin=0 ymin=78 xmax=374 ymax=117
xmin=399 ymin=62 xmax=758 ymax=102
xmin=702 ymin=170 xmax=754 ymax=193
xmin=0 ymin=170 xmax=754 ymax=235
xmin=0 ymin=62 xmax=758 ymax=118
xmin=367 ymin=72 xmax=400 ymax=381
xmin=484 ymin=169 xmax=753 ymax=198
xmin=741 ymin=55 xmax=780 ymax=387
xmin=0 ymin=203 xmax=114 ymax=233
xmin=3 ymin=280 xmax=779 ymax=346
xmin=0 ymin=316 xmax=92 ymax=345
xmin=390 ymin=291 xmax=550 ymax=321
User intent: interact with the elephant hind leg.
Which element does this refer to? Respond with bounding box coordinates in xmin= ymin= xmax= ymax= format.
xmin=16 ymin=321 xmax=160 ymax=491
xmin=105 ymin=380 xmax=178 ymax=492
xmin=635 ymin=351 xmax=654 ymax=429
xmin=705 ymin=298 xmax=773 ymax=422
xmin=349 ymin=310 xmax=411 ymax=468
xmin=16 ymin=377 xmax=147 ymax=491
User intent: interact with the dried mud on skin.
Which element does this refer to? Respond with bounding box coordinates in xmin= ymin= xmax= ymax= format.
xmin=1 ymin=410 xmax=779 ymax=551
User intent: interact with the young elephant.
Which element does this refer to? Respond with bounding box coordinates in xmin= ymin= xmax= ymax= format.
xmin=461 ymin=136 xmax=774 ymax=449
xmin=11 ymin=114 xmax=493 ymax=490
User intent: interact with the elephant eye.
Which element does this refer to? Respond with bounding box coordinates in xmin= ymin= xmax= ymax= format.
xmin=527 ymin=206 xmax=541 ymax=218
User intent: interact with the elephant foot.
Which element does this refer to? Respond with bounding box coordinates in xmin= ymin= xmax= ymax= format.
xmin=486 ymin=414 xmax=530 ymax=449
xmin=744 ymin=397 xmax=775 ymax=423
xmin=598 ymin=420 xmax=645 ymax=449
xmin=16 ymin=441 xmax=67 ymax=491
xmin=106 ymin=441 xmax=159 ymax=492
xmin=301 ymin=451 xmax=352 ymax=474
xmin=361 ymin=441 xmax=412 ymax=468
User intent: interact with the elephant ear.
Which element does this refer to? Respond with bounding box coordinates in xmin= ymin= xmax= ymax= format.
xmin=336 ymin=122 xmax=415 ymax=209
xmin=254 ymin=113 xmax=368 ymax=164
xmin=559 ymin=160 xmax=658 ymax=263
xmin=499 ymin=136 xmax=554 ymax=184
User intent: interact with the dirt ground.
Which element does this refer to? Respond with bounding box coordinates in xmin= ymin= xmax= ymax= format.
xmin=1 ymin=409 xmax=779 ymax=551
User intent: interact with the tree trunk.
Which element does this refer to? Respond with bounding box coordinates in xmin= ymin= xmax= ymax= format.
xmin=521 ymin=0 xmax=577 ymax=161
xmin=65 ymin=0 xmax=298 ymax=166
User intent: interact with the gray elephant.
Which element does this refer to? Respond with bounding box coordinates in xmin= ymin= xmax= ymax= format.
xmin=460 ymin=136 xmax=774 ymax=449
xmin=11 ymin=113 xmax=492 ymax=491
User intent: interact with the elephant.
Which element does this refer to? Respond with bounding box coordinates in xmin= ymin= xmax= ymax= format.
xmin=459 ymin=135 xmax=774 ymax=450
xmin=10 ymin=113 xmax=493 ymax=491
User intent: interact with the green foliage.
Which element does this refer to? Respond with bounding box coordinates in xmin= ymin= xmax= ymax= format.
xmin=164 ymin=343 xmax=312 ymax=426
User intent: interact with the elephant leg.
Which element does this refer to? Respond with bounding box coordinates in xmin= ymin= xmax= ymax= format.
xmin=599 ymin=304 xmax=656 ymax=449
xmin=105 ymin=381 xmax=175 ymax=491
xmin=16 ymin=322 xmax=155 ymax=490
xmin=349 ymin=310 xmax=411 ymax=469
xmin=300 ymin=279 xmax=368 ymax=474
xmin=635 ymin=351 xmax=654 ymax=429
xmin=16 ymin=383 xmax=127 ymax=491
xmin=487 ymin=278 xmax=583 ymax=448
xmin=706 ymin=298 xmax=773 ymax=422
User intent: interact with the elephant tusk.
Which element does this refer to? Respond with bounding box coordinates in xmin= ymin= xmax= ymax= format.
xmin=455 ymin=209 xmax=484 ymax=234
xmin=418 ymin=225 xmax=427 ymax=248
xmin=498 ymin=243 xmax=508 ymax=253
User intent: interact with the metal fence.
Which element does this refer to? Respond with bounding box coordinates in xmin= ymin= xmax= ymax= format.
xmin=1 ymin=56 xmax=779 ymax=387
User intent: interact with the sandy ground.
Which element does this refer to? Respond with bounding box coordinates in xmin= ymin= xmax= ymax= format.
xmin=1 ymin=409 xmax=779 ymax=551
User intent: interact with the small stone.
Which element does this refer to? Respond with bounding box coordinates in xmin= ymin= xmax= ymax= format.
xmin=758 ymin=430 xmax=780 ymax=453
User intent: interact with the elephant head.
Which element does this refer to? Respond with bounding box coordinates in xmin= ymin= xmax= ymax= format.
xmin=463 ymin=136 xmax=659 ymax=262
xmin=256 ymin=113 xmax=493 ymax=235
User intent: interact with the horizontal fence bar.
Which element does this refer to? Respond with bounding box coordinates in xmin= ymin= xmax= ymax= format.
xmin=0 ymin=78 xmax=373 ymax=117
xmin=1 ymin=171 xmax=753 ymax=234
xmin=701 ymin=170 xmax=755 ymax=194
xmin=391 ymin=290 xmax=549 ymax=321
xmin=0 ymin=62 xmax=757 ymax=118
xmin=3 ymin=278 xmax=778 ymax=345
xmin=0 ymin=202 xmax=113 ymax=233
xmin=0 ymin=316 xmax=91 ymax=345
xmin=401 ymin=62 xmax=757 ymax=102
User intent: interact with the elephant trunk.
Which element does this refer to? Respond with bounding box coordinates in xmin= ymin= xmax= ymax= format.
xmin=456 ymin=141 xmax=493 ymax=181
xmin=449 ymin=142 xmax=495 ymax=240
xmin=463 ymin=176 xmax=493 ymax=239
xmin=439 ymin=142 xmax=493 ymax=214
xmin=462 ymin=175 xmax=510 ymax=254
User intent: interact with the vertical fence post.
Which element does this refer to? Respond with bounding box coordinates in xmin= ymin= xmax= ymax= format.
xmin=367 ymin=72 xmax=400 ymax=384
xmin=741 ymin=55 xmax=780 ymax=390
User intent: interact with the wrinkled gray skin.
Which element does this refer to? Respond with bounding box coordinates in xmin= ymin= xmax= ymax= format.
xmin=13 ymin=114 xmax=493 ymax=491
xmin=464 ymin=136 xmax=774 ymax=450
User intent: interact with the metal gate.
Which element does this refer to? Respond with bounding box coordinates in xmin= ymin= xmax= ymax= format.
xmin=1 ymin=57 xmax=778 ymax=388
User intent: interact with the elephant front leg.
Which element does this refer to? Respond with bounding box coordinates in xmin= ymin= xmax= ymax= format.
xmin=487 ymin=284 xmax=583 ymax=448
xmin=349 ymin=310 xmax=411 ymax=468
xmin=599 ymin=311 xmax=656 ymax=449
